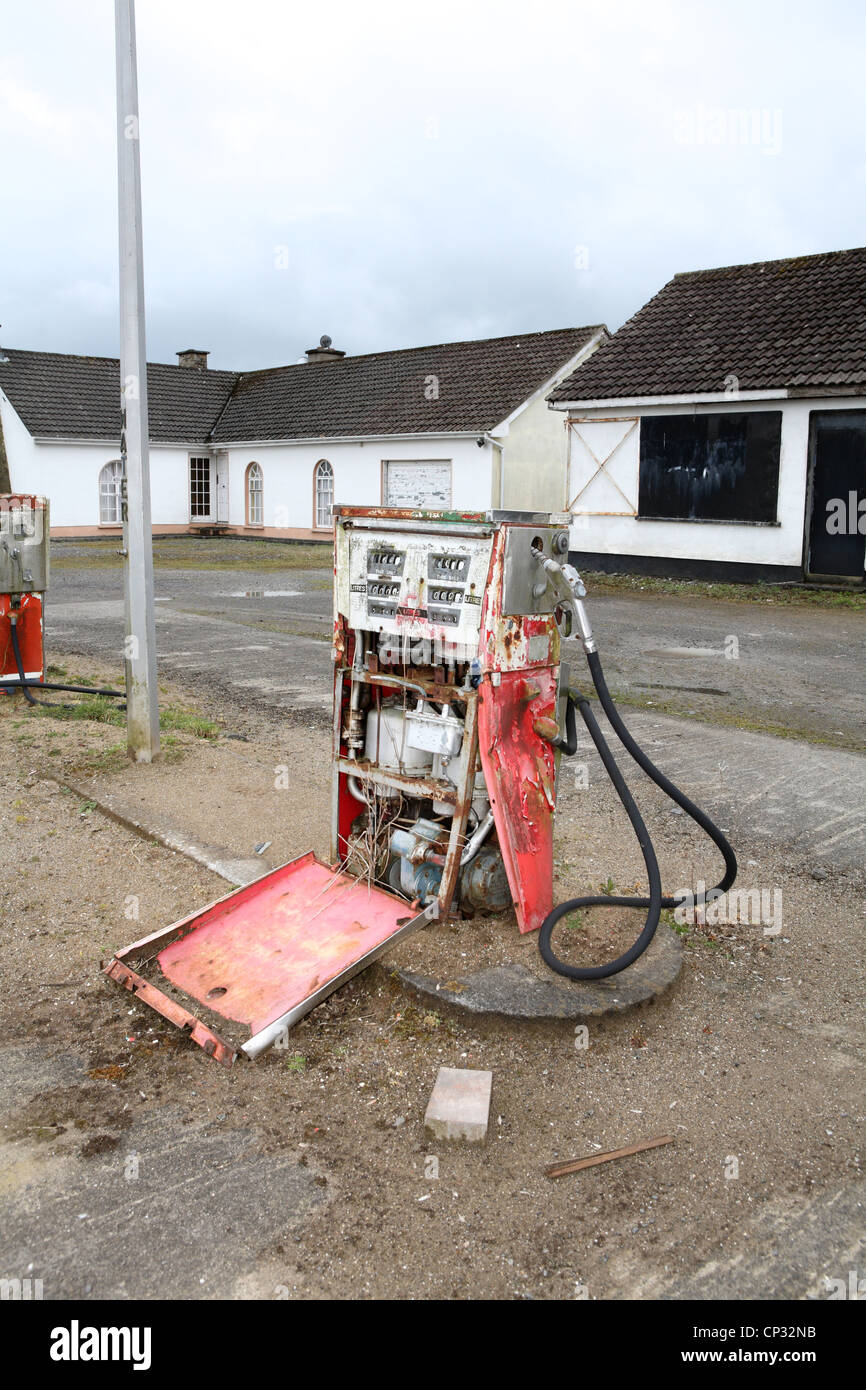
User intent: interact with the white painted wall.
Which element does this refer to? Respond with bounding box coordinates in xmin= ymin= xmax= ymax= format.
xmin=0 ymin=393 xmax=37 ymax=490
xmin=1 ymin=406 xmax=495 ymax=533
xmin=560 ymin=396 xmax=866 ymax=567
xmin=224 ymin=435 xmax=494 ymax=532
xmin=499 ymin=331 xmax=605 ymax=512
xmin=6 ymin=437 xmax=193 ymax=529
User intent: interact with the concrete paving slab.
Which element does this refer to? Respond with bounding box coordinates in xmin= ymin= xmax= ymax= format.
xmin=424 ymin=1066 xmax=493 ymax=1143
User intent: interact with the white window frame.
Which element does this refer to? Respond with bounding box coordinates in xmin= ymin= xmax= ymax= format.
xmin=99 ymin=458 xmax=123 ymax=526
xmin=189 ymin=455 xmax=213 ymax=522
xmin=314 ymin=459 xmax=334 ymax=530
xmin=247 ymin=461 xmax=263 ymax=527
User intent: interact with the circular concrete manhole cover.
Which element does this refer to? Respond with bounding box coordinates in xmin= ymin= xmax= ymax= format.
xmin=391 ymin=924 xmax=684 ymax=1020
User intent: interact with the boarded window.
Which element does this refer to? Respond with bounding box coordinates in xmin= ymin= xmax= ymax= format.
xmin=383 ymin=460 xmax=451 ymax=508
xmin=638 ymin=412 xmax=782 ymax=522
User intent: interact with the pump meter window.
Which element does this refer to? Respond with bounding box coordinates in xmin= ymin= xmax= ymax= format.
xmin=383 ymin=460 xmax=451 ymax=508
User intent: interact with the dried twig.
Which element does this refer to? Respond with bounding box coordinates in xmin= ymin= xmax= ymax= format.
xmin=545 ymin=1135 xmax=675 ymax=1179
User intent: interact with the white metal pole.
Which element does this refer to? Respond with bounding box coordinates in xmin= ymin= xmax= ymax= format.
xmin=115 ymin=0 xmax=159 ymax=761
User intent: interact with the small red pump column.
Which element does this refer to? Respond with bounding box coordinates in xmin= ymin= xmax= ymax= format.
xmin=0 ymin=495 xmax=50 ymax=688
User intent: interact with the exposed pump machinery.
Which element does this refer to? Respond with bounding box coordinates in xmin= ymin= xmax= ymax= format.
xmin=107 ymin=507 xmax=736 ymax=1064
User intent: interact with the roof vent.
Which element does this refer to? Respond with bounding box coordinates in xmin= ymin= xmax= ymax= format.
xmin=305 ymin=334 xmax=345 ymax=364
xmin=177 ymin=348 xmax=209 ymax=369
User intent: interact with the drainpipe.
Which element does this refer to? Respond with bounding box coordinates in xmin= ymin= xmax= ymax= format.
xmin=0 ymin=401 xmax=11 ymax=494
xmin=484 ymin=435 xmax=505 ymax=509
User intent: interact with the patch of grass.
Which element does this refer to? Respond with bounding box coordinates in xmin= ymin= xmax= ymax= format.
xmin=663 ymin=906 xmax=721 ymax=949
xmin=51 ymin=537 xmax=332 ymax=572
xmin=583 ymin=569 xmax=866 ymax=610
xmin=158 ymin=706 xmax=222 ymax=739
xmin=158 ymin=733 xmax=191 ymax=765
xmin=562 ymin=910 xmax=585 ymax=932
xmin=35 ymin=694 xmax=126 ymax=728
xmin=282 ymin=1053 xmax=308 ymax=1073
xmin=600 ymin=877 xmax=616 ymax=896
xmin=73 ymin=742 xmax=129 ymax=776
xmin=391 ymin=1004 xmax=450 ymax=1039
xmin=25 ymin=693 xmax=221 ymax=740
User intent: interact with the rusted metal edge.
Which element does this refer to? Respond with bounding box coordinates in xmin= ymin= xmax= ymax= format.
xmin=335 ymin=758 xmax=459 ymax=803
xmin=339 ymin=667 xmax=466 ymax=702
xmin=104 ymin=959 xmax=237 ymax=1066
xmin=436 ymin=691 xmax=479 ymax=915
xmin=334 ymin=505 xmax=489 ymax=523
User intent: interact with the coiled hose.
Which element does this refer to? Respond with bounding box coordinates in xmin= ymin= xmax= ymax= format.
xmin=539 ymin=648 xmax=737 ymax=981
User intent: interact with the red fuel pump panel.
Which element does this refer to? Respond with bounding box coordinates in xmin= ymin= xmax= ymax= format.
xmin=477 ymin=666 xmax=558 ymax=934
xmin=0 ymin=591 xmax=44 ymax=683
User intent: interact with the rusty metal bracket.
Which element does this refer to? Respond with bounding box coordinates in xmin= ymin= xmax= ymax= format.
xmin=103 ymin=958 xmax=238 ymax=1066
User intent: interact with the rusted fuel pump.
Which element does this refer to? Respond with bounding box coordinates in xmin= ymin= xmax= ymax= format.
xmin=106 ymin=507 xmax=735 ymax=1064
xmin=0 ymin=495 xmax=49 ymax=692
xmin=1 ymin=493 xmax=123 ymax=708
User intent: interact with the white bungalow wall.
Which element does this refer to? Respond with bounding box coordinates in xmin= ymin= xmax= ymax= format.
xmin=564 ymin=396 xmax=866 ymax=568
xmin=498 ymin=393 xmax=571 ymax=512
xmin=223 ymin=436 xmax=494 ymax=535
xmin=1 ymin=381 xmax=496 ymax=535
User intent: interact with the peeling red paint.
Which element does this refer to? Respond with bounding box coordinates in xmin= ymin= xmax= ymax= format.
xmin=477 ymin=667 xmax=558 ymax=933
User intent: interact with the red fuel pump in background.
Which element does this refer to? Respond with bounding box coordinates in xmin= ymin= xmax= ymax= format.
xmin=0 ymin=496 xmax=49 ymax=690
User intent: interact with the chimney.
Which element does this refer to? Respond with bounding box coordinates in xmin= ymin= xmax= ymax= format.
xmin=305 ymin=334 xmax=345 ymax=365
xmin=177 ymin=348 xmax=209 ymax=369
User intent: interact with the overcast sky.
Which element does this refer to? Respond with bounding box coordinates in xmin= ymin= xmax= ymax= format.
xmin=1 ymin=0 xmax=864 ymax=370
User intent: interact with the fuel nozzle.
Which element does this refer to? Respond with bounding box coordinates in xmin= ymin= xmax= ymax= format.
xmin=530 ymin=545 xmax=596 ymax=654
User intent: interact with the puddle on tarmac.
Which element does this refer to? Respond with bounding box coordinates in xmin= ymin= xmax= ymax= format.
xmin=225 ymin=589 xmax=302 ymax=599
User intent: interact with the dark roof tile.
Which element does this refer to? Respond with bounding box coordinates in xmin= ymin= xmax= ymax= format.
xmin=549 ymin=248 xmax=866 ymax=403
xmin=0 ymin=327 xmax=605 ymax=444
xmin=211 ymin=327 xmax=603 ymax=441
xmin=0 ymin=350 xmax=238 ymax=442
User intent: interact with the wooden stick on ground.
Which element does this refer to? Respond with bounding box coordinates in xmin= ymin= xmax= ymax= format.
xmin=545 ymin=1135 xmax=675 ymax=1179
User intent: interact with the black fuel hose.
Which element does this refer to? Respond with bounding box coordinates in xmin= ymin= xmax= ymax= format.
xmin=539 ymin=649 xmax=737 ymax=981
xmin=7 ymin=619 xmax=44 ymax=706
xmin=3 ymin=618 xmax=123 ymax=706
xmin=553 ymin=690 xmax=579 ymax=755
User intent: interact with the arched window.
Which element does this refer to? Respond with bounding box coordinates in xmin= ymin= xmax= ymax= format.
xmin=246 ymin=462 xmax=263 ymax=526
xmin=99 ymin=459 xmax=123 ymax=526
xmin=314 ymin=459 xmax=334 ymax=529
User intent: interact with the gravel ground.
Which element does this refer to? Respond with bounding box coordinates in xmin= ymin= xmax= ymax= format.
xmin=0 ymin=653 xmax=863 ymax=1301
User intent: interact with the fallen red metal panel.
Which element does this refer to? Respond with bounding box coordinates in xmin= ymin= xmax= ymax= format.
xmin=477 ymin=669 xmax=557 ymax=934
xmin=157 ymin=853 xmax=415 ymax=1035
xmin=105 ymin=853 xmax=419 ymax=1060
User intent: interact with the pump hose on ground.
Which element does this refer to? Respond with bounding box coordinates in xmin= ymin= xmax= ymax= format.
xmin=539 ymin=648 xmax=737 ymax=981
xmin=2 ymin=617 xmax=123 ymax=708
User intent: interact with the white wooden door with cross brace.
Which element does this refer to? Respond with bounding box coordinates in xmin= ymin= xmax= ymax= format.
xmin=567 ymin=417 xmax=640 ymax=516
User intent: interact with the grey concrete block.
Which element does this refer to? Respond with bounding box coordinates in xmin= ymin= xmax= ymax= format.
xmin=424 ymin=1066 xmax=493 ymax=1143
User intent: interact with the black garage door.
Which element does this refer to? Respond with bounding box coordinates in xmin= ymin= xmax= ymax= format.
xmin=806 ymin=412 xmax=866 ymax=582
